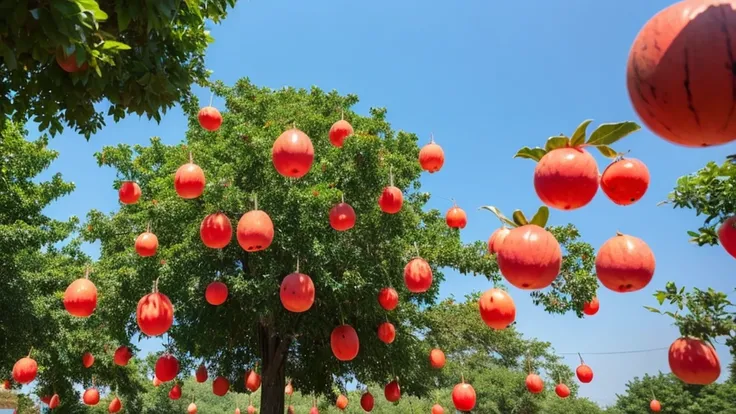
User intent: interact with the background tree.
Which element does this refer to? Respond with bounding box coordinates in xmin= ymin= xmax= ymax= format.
xmin=0 ymin=0 xmax=236 ymax=139
xmin=83 ymin=79 xmax=598 ymax=413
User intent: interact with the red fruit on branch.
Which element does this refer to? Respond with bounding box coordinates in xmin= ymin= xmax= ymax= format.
xmin=195 ymin=364 xmax=208 ymax=382
xmin=596 ymin=232 xmax=655 ymax=293
xmin=478 ymin=288 xmax=516 ymax=330
xmin=213 ymin=376 xmax=229 ymax=396
xmin=200 ymin=213 xmax=233 ymax=249
xmin=718 ymin=217 xmax=736 ymax=259
xmin=431 ymin=404 xmax=444 ymax=414
xmin=188 ymin=403 xmax=198 ymax=414
xmin=378 ymin=186 xmax=403 ymax=214
xmin=169 ymin=384 xmax=182 ymax=400
xmin=248 ymin=405 xmax=257 ymax=414
xmin=153 ymin=376 xmax=162 ymax=387
xmin=650 ymin=399 xmax=661 ymax=412
xmin=487 ymin=227 xmax=510 ymax=255
xmin=329 ymin=119 xmax=354 ymax=147
xmin=205 ymin=281 xmax=229 ymax=306
xmin=403 ymin=257 xmax=433 ymax=293
xmin=329 ymin=202 xmax=356 ymax=231
xmin=576 ymin=362 xmax=594 ymax=383
xmin=280 ymin=272 xmax=315 ymax=313
xmin=198 ymin=106 xmax=223 ymax=131
xmin=272 ymin=128 xmax=314 ymax=178
xmin=83 ymin=388 xmax=99 ymax=406
xmin=63 ymin=276 xmax=97 ymax=317
xmin=82 ymin=352 xmax=94 ymax=368
xmin=445 ymin=205 xmax=467 ymax=229
xmin=451 ymin=378 xmax=476 ymax=411
xmin=384 ymin=379 xmax=401 ymax=402
xmin=555 ymin=383 xmax=570 ymax=398
xmin=336 ymin=394 xmax=348 ymax=410
xmin=526 ymin=373 xmax=544 ymax=393
xmin=626 ymin=0 xmax=736 ymax=147
xmin=429 ymin=348 xmax=446 ymax=369
xmin=377 ymin=287 xmax=399 ymax=311
xmin=237 ymin=210 xmax=274 ymax=252
xmin=155 ymin=354 xmax=179 ymax=382
xmin=118 ymin=181 xmax=141 ymax=204
xmin=534 ymin=147 xmax=599 ymax=210
xmin=135 ymin=231 xmax=159 ymax=257
xmin=109 ymin=396 xmax=122 ymax=413
xmin=331 ymin=324 xmax=360 ymax=361
xmin=49 ymin=394 xmax=60 ymax=409
xmin=245 ymin=369 xmax=261 ymax=392
xmin=360 ymin=391 xmax=374 ymax=411
xmin=419 ymin=136 xmax=445 ymax=173
xmin=600 ymin=158 xmax=650 ymax=206
xmin=114 ymin=346 xmax=133 ymax=366
xmin=137 ymin=291 xmax=174 ymax=336
xmin=56 ymin=52 xmax=88 ymax=73
xmin=12 ymin=357 xmax=37 ymax=384
xmin=668 ymin=337 xmax=721 ymax=385
xmin=174 ymin=156 xmax=206 ymax=199
xmin=285 ymin=381 xmax=293 ymax=395
xmin=377 ymin=322 xmax=396 ymax=344
xmin=583 ymin=297 xmax=600 ymax=316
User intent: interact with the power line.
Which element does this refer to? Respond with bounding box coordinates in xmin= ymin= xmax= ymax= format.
xmin=558 ymin=346 xmax=669 ymax=356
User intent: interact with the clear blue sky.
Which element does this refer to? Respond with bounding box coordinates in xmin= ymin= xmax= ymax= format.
xmin=34 ymin=0 xmax=735 ymax=407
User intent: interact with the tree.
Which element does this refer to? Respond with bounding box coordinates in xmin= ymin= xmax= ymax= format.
xmin=0 ymin=122 xmax=145 ymax=413
xmin=81 ymin=78 xmax=596 ymax=413
xmin=0 ymin=0 xmax=236 ymax=139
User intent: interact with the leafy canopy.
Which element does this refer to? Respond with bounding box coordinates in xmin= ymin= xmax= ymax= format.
xmin=0 ymin=0 xmax=236 ymax=139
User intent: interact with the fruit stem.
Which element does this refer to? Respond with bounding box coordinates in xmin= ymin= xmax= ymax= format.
xmin=84 ymin=267 xmax=91 ymax=279
xmin=146 ymin=221 xmax=151 ymax=233
xmin=413 ymin=242 xmax=420 ymax=257
xmin=460 ymin=373 xmax=465 ymax=383
xmin=209 ymin=92 xmax=213 ymax=108
xmin=341 ymin=109 xmax=344 ymax=120
xmin=253 ymin=194 xmax=258 ymax=211
xmin=429 ymin=133 xmax=435 ymax=144
xmin=341 ymin=193 xmax=345 ymax=204
xmin=153 ymin=277 xmax=159 ymax=293
xmin=615 ymin=230 xmax=623 ymax=236
xmin=389 ymin=166 xmax=394 ymax=187
xmin=28 ymin=346 xmax=33 ymax=358
xmin=189 ymin=151 xmax=193 ymax=164
xmin=578 ymin=353 xmax=585 ymax=365
xmin=296 ymin=257 xmax=300 ymax=274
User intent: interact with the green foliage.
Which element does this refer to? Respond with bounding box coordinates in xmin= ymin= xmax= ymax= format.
xmin=0 ymin=0 xmax=236 ymax=139
xmin=513 ymin=120 xmax=641 ymax=162
xmin=612 ymin=372 xmax=736 ymax=414
xmin=664 ymin=159 xmax=736 ymax=246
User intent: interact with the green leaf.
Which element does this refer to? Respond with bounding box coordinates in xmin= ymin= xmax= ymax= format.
xmin=480 ymin=206 xmax=517 ymax=228
xmin=115 ymin=2 xmax=131 ymax=31
xmin=586 ymin=121 xmax=641 ymax=146
xmin=544 ymin=136 xmax=569 ymax=152
xmin=570 ymin=119 xmax=593 ymax=147
xmin=0 ymin=43 xmax=17 ymax=70
xmin=687 ymin=231 xmax=700 ymax=237
xmin=101 ymin=40 xmax=131 ymax=51
xmin=596 ymin=145 xmax=619 ymax=158
xmin=513 ymin=147 xmax=546 ymax=162
xmin=529 ymin=206 xmax=549 ymax=228
xmin=512 ymin=210 xmax=528 ymax=227
xmin=74 ymin=0 xmax=108 ymax=21
xmin=643 ymin=306 xmax=661 ymax=314
xmin=655 ymin=291 xmax=667 ymax=306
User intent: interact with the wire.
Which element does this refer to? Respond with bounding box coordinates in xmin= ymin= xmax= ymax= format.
xmin=558 ymin=346 xmax=669 ymax=356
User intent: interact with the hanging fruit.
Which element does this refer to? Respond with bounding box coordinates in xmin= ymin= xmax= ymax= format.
xmin=237 ymin=207 xmax=274 ymax=252
xmin=63 ymin=269 xmax=97 ymax=317
xmin=331 ymin=324 xmax=360 ymax=361
xmin=213 ymin=376 xmax=229 ymax=396
xmin=718 ymin=217 xmax=736 ymax=259
xmin=188 ymin=403 xmax=198 ymax=414
xmin=360 ymin=391 xmax=374 ymax=411
xmin=336 ymin=394 xmax=348 ymax=410
xmin=195 ymin=364 xmax=208 ymax=383
xmin=555 ymin=383 xmax=570 ymax=398
xmin=136 ymin=283 xmax=174 ymax=336
xmin=56 ymin=50 xmax=88 ymax=73
xmin=429 ymin=348 xmax=445 ymax=369
xmin=481 ymin=206 xmax=561 ymax=290
xmin=205 ymin=281 xmax=229 ymax=306
xmin=248 ymin=405 xmax=257 ymax=414
xmin=378 ymin=185 xmax=403 ymax=214
xmin=285 ymin=380 xmax=293 ymax=395
xmin=478 ymin=288 xmax=516 ymax=330
xmin=650 ymin=399 xmax=662 ymax=412
xmin=49 ymin=394 xmax=60 ymax=409
xmin=431 ymin=404 xmax=444 ymax=414
xmin=83 ymin=388 xmax=99 ymax=406
xmin=114 ymin=346 xmax=133 ymax=366
xmin=174 ymin=153 xmax=206 ymax=199
xmin=514 ymin=120 xmax=640 ymax=210
xmin=451 ymin=377 xmax=476 ymax=411
xmin=487 ymin=226 xmax=510 ymax=255
xmin=525 ymin=373 xmax=544 ymax=393
xmin=445 ymin=204 xmax=467 ymax=229
xmin=329 ymin=118 xmax=354 ymax=147
xmin=169 ymin=384 xmax=182 ymax=400
xmin=272 ymin=127 xmax=315 ymax=178
xmin=600 ymin=157 xmax=650 ymax=206
xmin=245 ymin=368 xmax=261 ymax=392
xmin=109 ymin=397 xmax=122 ymax=413
xmin=377 ymin=287 xmax=399 ymax=311
xmin=583 ymin=297 xmax=600 ymax=316
xmin=403 ymin=256 xmax=433 ymax=293
xmin=626 ymin=1 xmax=736 ymax=147
xmin=153 ymin=376 xmax=162 ymax=387
xmin=200 ymin=212 xmax=233 ymax=249
xmin=155 ymin=354 xmax=179 ymax=382
xmin=596 ymin=232 xmax=655 ymax=293
xmin=384 ymin=379 xmax=401 ymax=402
xmin=118 ymin=181 xmax=141 ymax=205
xmin=576 ymin=356 xmax=594 ymax=383
xmin=12 ymin=355 xmax=37 ymax=384
xmin=135 ymin=229 xmax=159 ymax=257
xmin=418 ymin=135 xmax=445 ymax=173
xmin=198 ymin=106 xmax=223 ymax=132
xmin=82 ymin=352 xmax=94 ymax=368
xmin=668 ymin=337 xmax=721 ymax=385
xmin=329 ymin=200 xmax=356 ymax=231
xmin=279 ymin=272 xmax=315 ymax=313
xmin=377 ymin=322 xmax=396 ymax=344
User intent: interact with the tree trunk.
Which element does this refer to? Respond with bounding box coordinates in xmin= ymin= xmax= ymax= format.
xmin=259 ymin=320 xmax=288 ymax=414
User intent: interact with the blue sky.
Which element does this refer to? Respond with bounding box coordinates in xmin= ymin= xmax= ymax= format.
xmin=32 ymin=0 xmax=736 ymax=407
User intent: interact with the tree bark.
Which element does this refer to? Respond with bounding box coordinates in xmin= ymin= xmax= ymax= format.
xmin=259 ymin=320 xmax=288 ymax=414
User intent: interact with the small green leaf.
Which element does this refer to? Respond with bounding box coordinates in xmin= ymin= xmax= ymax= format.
xmin=74 ymin=0 xmax=108 ymax=21
xmin=480 ymin=206 xmax=517 ymax=228
xmin=586 ymin=121 xmax=641 ymax=146
xmin=655 ymin=291 xmax=667 ymax=306
xmin=0 ymin=44 xmax=17 ymax=70
xmin=596 ymin=145 xmax=619 ymax=158
xmin=529 ymin=206 xmax=549 ymax=228
xmin=570 ymin=119 xmax=593 ymax=147
xmin=511 ymin=210 xmax=528 ymax=227
xmin=687 ymin=231 xmax=700 ymax=238
xmin=513 ymin=147 xmax=546 ymax=162
xmin=101 ymin=40 xmax=131 ymax=51
xmin=544 ymin=136 xmax=569 ymax=152
xmin=116 ymin=2 xmax=131 ymax=31
xmin=643 ymin=306 xmax=661 ymax=314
